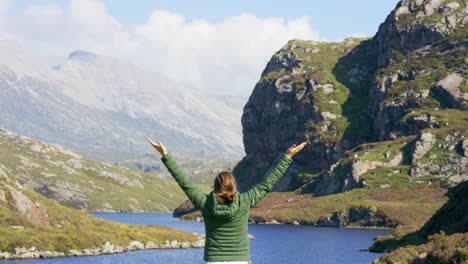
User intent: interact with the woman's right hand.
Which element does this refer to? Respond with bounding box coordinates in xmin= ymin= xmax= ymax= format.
xmin=148 ymin=138 xmax=168 ymax=156
xmin=286 ymin=142 xmax=307 ymax=158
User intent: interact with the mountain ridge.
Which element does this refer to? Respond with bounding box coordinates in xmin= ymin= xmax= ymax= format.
xmin=0 ymin=41 xmax=245 ymax=161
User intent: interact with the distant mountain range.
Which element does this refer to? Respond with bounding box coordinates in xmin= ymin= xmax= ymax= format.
xmin=0 ymin=42 xmax=247 ymax=161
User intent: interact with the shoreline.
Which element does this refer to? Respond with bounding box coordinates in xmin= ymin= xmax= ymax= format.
xmin=0 ymin=235 xmax=206 ymax=261
xmin=183 ymin=215 xmax=394 ymax=230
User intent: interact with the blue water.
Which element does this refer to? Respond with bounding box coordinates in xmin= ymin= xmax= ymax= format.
xmin=2 ymin=213 xmax=391 ymax=264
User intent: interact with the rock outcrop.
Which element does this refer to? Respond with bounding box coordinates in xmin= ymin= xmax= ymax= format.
xmin=368 ymin=0 xmax=467 ymax=141
xmin=367 ymin=0 xmax=466 ymax=66
xmin=236 ymin=37 xmax=376 ymax=191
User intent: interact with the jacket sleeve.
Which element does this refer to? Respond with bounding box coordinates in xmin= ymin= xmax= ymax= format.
xmin=161 ymin=152 xmax=207 ymax=210
xmin=243 ymin=152 xmax=293 ymax=207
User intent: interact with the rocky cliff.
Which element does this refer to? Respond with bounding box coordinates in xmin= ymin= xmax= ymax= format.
xmin=237 ymin=37 xmax=377 ymax=191
xmin=235 ymin=0 xmax=467 ymax=193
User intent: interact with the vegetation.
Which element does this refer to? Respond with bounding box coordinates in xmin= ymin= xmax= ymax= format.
xmin=179 ymin=126 xmax=466 ymax=230
xmin=261 ymin=38 xmax=376 ymax=145
xmin=0 ymin=168 xmax=197 ymax=254
xmin=372 ymin=180 xmax=468 ymax=263
xmin=0 ymin=129 xmax=194 ymax=212
xmin=181 ymin=186 xmax=446 ymax=228
xmin=379 ymin=25 xmax=467 ymax=111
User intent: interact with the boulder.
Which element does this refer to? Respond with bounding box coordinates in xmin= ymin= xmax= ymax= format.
xmin=412 ymin=133 xmax=436 ymax=161
xmin=127 ymin=241 xmax=144 ymax=250
xmin=439 ymin=2 xmax=461 ymax=15
xmin=434 ymin=73 xmax=467 ymax=110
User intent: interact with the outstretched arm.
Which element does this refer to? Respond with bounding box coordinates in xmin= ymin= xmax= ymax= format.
xmin=244 ymin=142 xmax=307 ymax=207
xmin=148 ymin=139 xmax=207 ymax=210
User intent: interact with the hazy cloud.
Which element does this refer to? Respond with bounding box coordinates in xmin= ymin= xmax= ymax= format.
xmin=0 ymin=0 xmax=12 ymax=24
xmin=2 ymin=0 xmax=364 ymax=95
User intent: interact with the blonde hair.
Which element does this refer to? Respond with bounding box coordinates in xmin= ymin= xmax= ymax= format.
xmin=214 ymin=171 xmax=238 ymax=203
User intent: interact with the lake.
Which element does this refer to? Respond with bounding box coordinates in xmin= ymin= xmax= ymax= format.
xmin=2 ymin=213 xmax=392 ymax=264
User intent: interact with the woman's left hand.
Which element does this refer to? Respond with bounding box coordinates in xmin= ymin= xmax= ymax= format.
xmin=286 ymin=142 xmax=307 ymax=158
xmin=148 ymin=138 xmax=168 ymax=156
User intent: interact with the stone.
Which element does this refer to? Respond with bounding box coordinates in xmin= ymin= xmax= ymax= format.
xmin=317 ymin=212 xmax=348 ymax=227
xmin=347 ymin=153 xmax=403 ymax=191
xmin=0 ymin=252 xmax=10 ymax=259
xmin=170 ymin=240 xmax=180 ymax=248
xmin=0 ymin=190 xmax=6 ymax=202
xmin=191 ymin=239 xmax=205 ymax=248
xmin=462 ymin=139 xmax=468 ymax=157
xmin=69 ymin=249 xmax=81 ymax=256
xmin=145 ymin=241 xmax=157 ymax=249
xmin=412 ymin=133 xmax=436 ymax=161
xmin=321 ymin=111 xmax=338 ymax=120
xmin=293 ymin=220 xmax=300 ymax=225
xmin=435 ymin=73 xmax=466 ymax=110
xmin=127 ymin=241 xmax=144 ymax=250
xmin=180 ymin=242 xmax=191 ymax=248
xmin=439 ymin=2 xmax=460 ymax=15
xmin=101 ymin=241 xmax=115 ymax=253
xmin=39 ymin=251 xmax=57 ymax=258
xmin=11 ymin=247 xmax=27 ymax=255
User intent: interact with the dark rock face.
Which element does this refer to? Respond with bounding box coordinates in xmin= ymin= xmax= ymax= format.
xmin=236 ymin=38 xmax=375 ymax=191
xmin=172 ymin=200 xmax=197 ymax=217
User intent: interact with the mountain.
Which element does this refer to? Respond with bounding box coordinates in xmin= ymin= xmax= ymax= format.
xmin=0 ymin=41 xmax=244 ymax=162
xmin=0 ymin=128 xmax=193 ymax=212
xmin=0 ymin=165 xmax=201 ymax=260
xmin=234 ymin=0 xmax=467 ymax=191
xmin=372 ymin=180 xmax=467 ymax=264
xmin=174 ymin=0 xmax=467 ymax=228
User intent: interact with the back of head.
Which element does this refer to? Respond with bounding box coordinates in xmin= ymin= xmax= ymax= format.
xmin=214 ymin=171 xmax=238 ymax=203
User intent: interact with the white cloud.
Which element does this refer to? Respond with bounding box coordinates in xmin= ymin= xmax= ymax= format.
xmin=3 ymin=0 xmax=328 ymax=95
xmin=0 ymin=0 xmax=12 ymax=24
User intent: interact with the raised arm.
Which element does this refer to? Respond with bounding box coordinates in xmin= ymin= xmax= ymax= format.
xmin=243 ymin=142 xmax=307 ymax=207
xmin=148 ymin=139 xmax=207 ymax=210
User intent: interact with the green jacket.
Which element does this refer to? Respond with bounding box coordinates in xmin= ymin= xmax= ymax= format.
xmin=161 ymin=152 xmax=293 ymax=262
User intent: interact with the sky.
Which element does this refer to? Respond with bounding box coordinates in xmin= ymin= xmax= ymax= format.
xmin=0 ymin=0 xmax=400 ymax=95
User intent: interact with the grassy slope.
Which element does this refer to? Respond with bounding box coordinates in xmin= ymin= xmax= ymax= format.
xmin=0 ymin=167 xmax=197 ymax=254
xmin=0 ymin=128 xmax=189 ymax=212
xmin=372 ymin=180 xmax=468 ymax=264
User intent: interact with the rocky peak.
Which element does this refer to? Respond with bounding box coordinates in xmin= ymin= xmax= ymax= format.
xmin=368 ymin=0 xmax=466 ymax=66
xmin=67 ymin=51 xmax=98 ymax=62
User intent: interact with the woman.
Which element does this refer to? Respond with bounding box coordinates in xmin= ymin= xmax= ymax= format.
xmin=148 ymin=138 xmax=307 ymax=264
